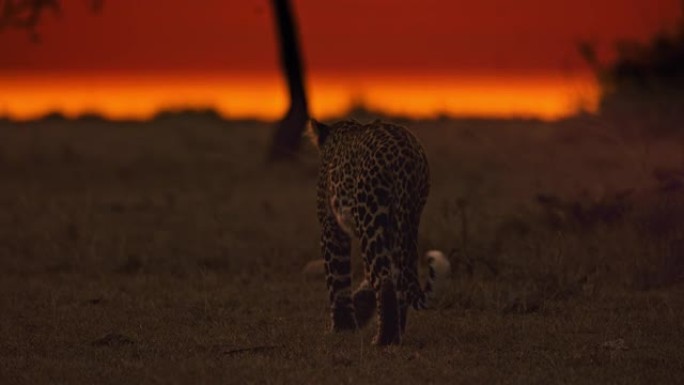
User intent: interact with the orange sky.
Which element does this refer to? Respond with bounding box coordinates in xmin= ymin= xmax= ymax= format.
xmin=0 ymin=0 xmax=681 ymax=120
xmin=0 ymin=72 xmax=598 ymax=121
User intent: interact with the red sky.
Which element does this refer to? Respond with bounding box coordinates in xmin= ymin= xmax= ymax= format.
xmin=0 ymin=0 xmax=681 ymax=121
xmin=1 ymin=0 xmax=681 ymax=75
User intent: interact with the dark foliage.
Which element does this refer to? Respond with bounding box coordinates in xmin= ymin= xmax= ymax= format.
xmin=581 ymin=5 xmax=684 ymax=136
xmin=0 ymin=0 xmax=101 ymax=41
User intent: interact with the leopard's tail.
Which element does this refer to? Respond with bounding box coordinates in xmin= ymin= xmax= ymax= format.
xmin=411 ymin=250 xmax=451 ymax=310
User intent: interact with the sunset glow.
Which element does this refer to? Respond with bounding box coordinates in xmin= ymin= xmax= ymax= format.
xmin=1 ymin=0 xmax=678 ymax=123
xmin=0 ymin=72 xmax=598 ymax=121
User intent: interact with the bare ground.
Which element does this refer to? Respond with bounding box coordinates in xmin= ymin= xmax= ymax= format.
xmin=1 ymin=113 xmax=683 ymax=384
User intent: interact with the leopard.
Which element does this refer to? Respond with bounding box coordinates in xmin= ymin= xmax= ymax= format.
xmin=308 ymin=118 xmax=448 ymax=346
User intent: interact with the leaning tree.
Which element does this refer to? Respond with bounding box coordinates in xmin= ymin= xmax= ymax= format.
xmin=1 ymin=0 xmax=312 ymax=158
xmin=268 ymin=0 xmax=310 ymax=160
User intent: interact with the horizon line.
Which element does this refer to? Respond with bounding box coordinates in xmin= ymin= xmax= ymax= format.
xmin=0 ymin=72 xmax=599 ymax=122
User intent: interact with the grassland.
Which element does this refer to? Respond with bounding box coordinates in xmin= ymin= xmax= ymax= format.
xmin=0 ymin=111 xmax=683 ymax=384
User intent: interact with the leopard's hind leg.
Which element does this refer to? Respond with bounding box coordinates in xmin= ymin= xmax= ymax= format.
xmin=321 ymin=215 xmax=356 ymax=331
xmin=352 ymin=278 xmax=376 ymax=328
xmin=358 ymin=190 xmax=401 ymax=345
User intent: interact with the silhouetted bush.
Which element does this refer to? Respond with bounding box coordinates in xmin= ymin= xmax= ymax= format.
xmin=582 ymin=7 xmax=684 ymax=137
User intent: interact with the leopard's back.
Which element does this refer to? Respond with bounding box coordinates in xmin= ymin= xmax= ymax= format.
xmin=309 ymin=119 xmax=444 ymax=345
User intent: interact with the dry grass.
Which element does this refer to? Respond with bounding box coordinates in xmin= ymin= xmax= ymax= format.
xmin=1 ymin=112 xmax=683 ymax=384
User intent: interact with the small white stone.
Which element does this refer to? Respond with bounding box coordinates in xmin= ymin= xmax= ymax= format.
xmin=425 ymin=249 xmax=452 ymax=279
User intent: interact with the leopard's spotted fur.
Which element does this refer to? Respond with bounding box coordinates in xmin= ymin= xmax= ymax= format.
xmin=309 ymin=119 xmax=440 ymax=345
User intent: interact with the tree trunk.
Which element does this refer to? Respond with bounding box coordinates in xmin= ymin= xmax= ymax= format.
xmin=269 ymin=0 xmax=309 ymax=160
